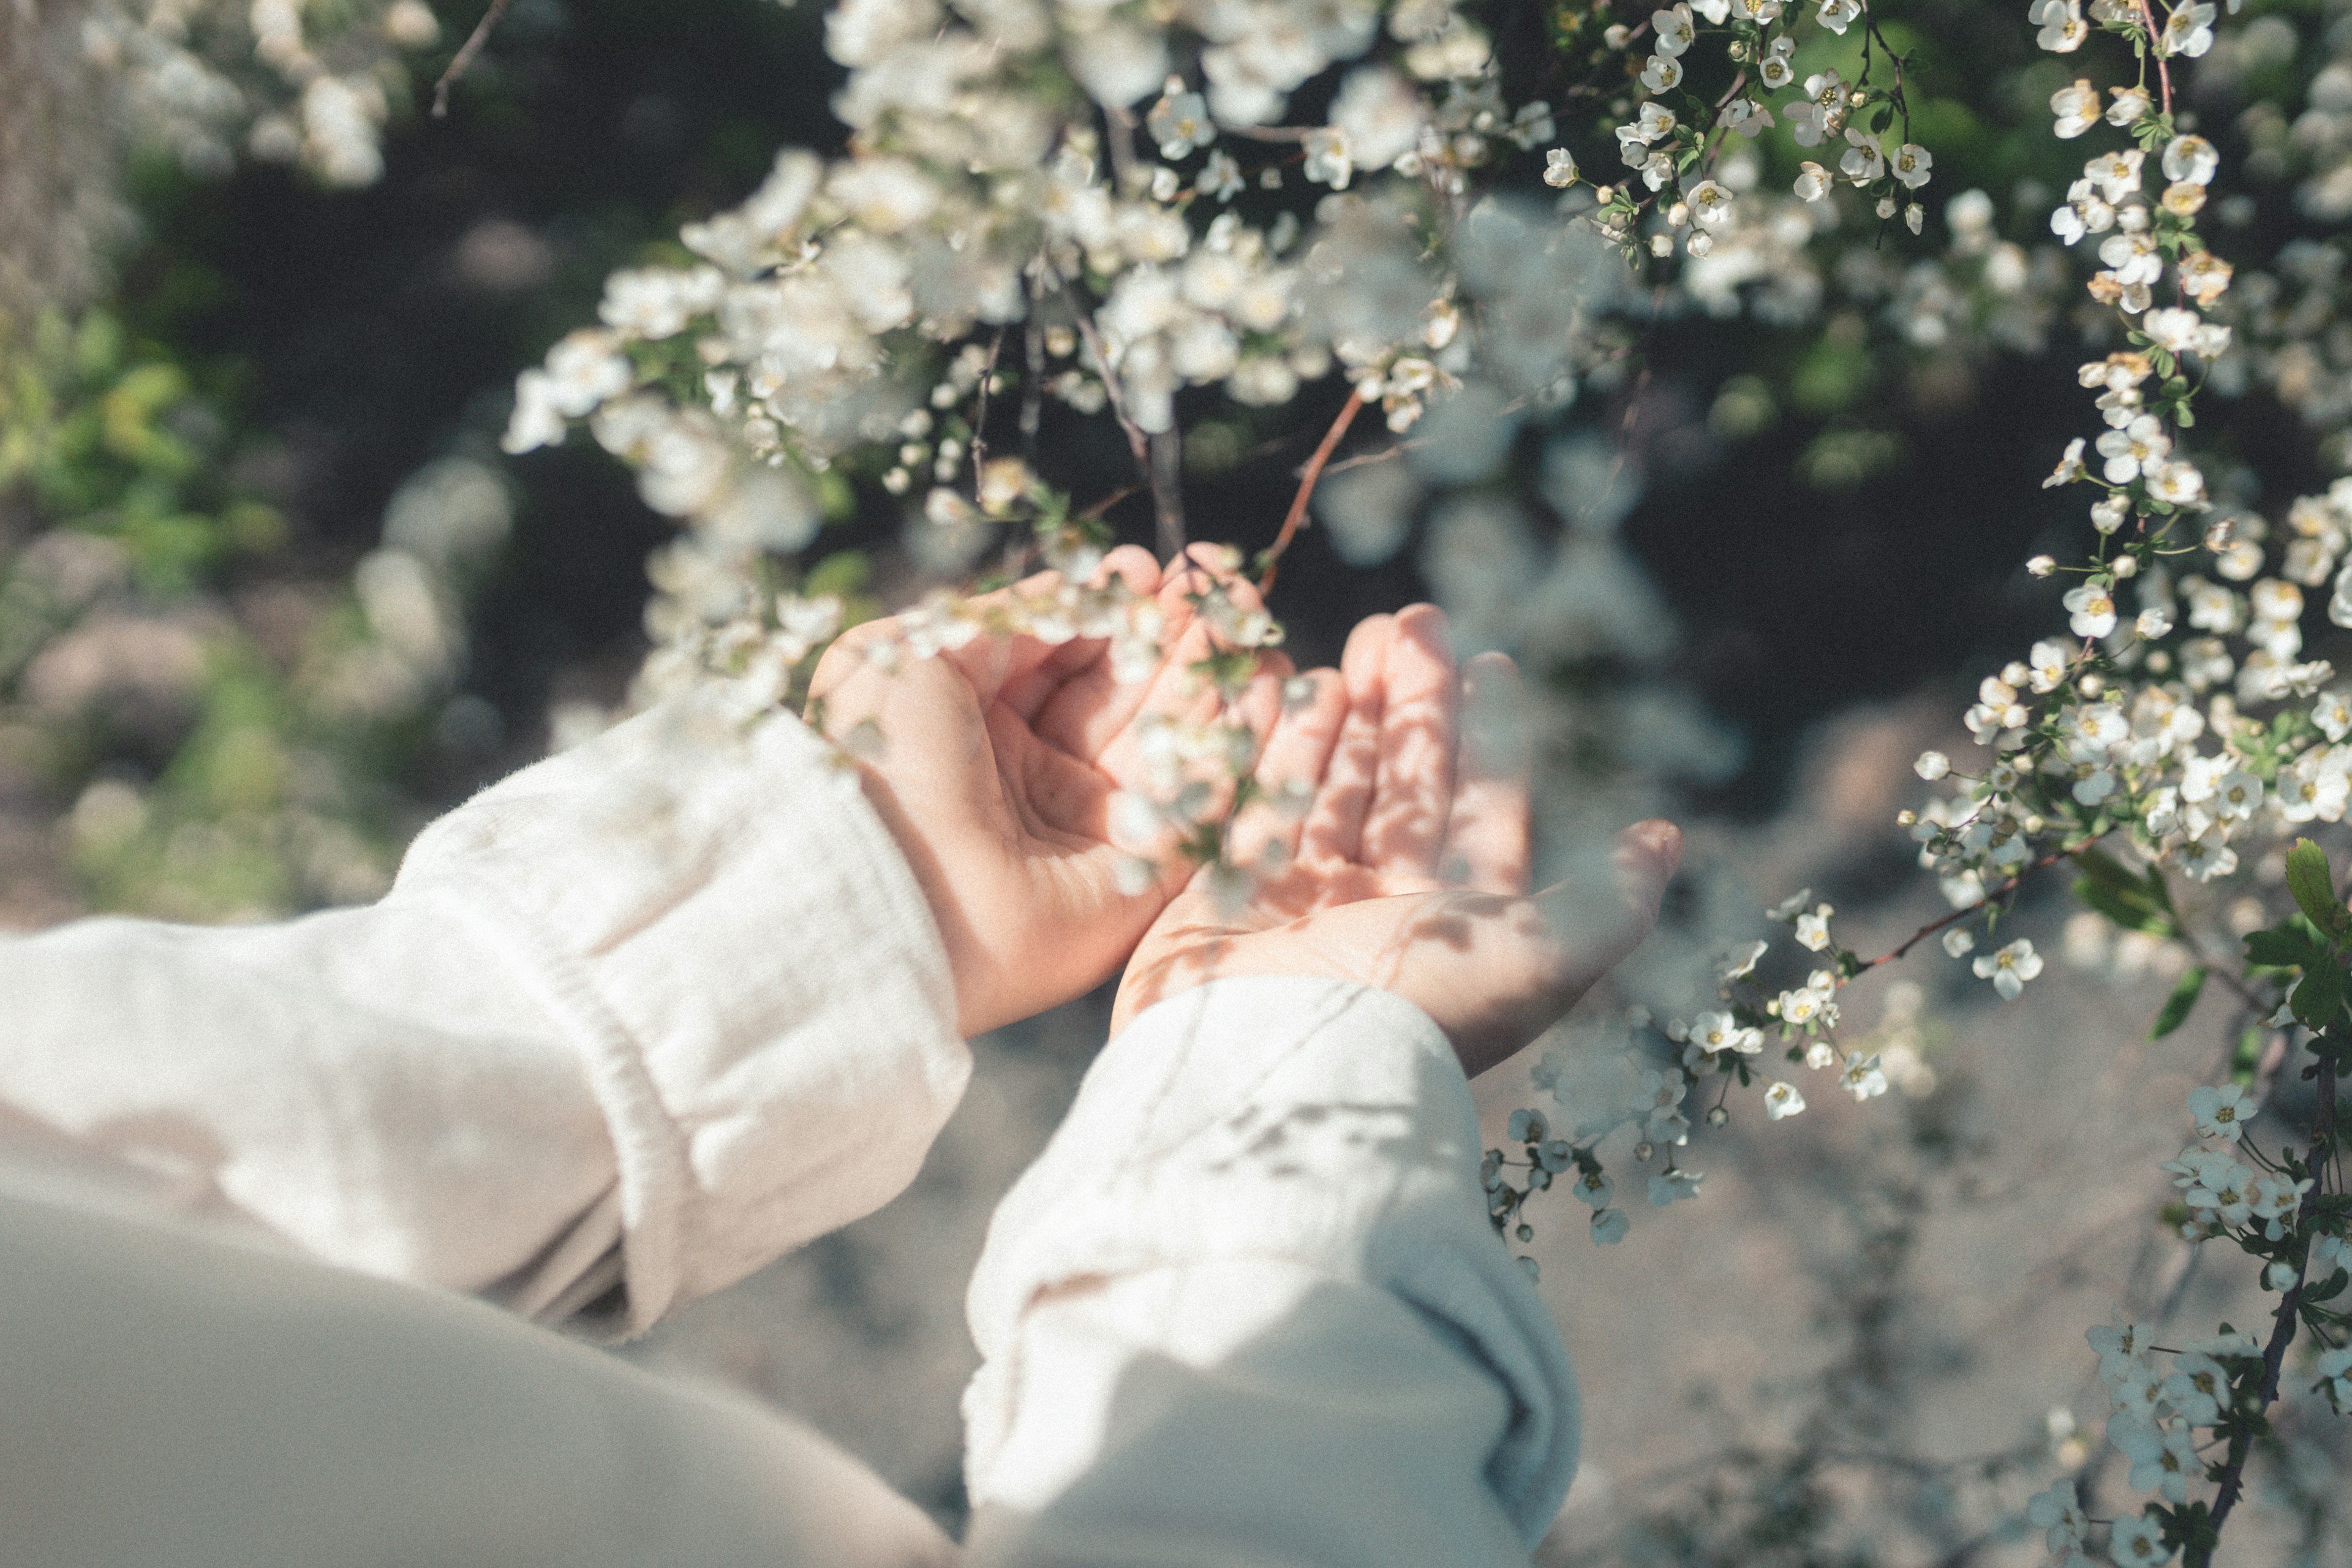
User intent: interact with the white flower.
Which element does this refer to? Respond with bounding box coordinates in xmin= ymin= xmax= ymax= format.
xmin=2135 ymin=607 xmax=2173 ymax=640
xmin=1570 ymin=1168 xmax=1612 ymax=1207
xmin=2063 ymin=582 xmax=2119 ymax=638
xmin=1647 ymin=1167 xmax=1703 ymax=1205
xmin=1942 ymin=927 xmax=1977 ymax=958
xmin=2037 ymin=0 xmax=2088 ymax=50
xmin=1721 ymin=97 xmax=1773 ymax=137
xmin=1640 ymin=52 xmax=1684 ymax=91
xmin=2093 ymin=494 xmax=2132 ymax=533
xmin=1590 ymin=1207 xmax=1631 ymax=1243
xmin=2162 ymin=134 xmax=2218 ymax=186
xmin=2162 ymin=1352 xmax=2228 ymax=1427
xmin=1915 ymin=750 xmax=1951 ymax=780
xmin=1651 ymin=2 xmax=1696 ymax=54
xmin=2317 ymin=1344 xmax=2352 ymax=1404
xmin=2315 ymin=690 xmax=2352 ymax=741
xmin=1147 ymin=81 xmax=1216 ymax=159
xmin=1840 ymin=1050 xmax=1889 ymax=1101
xmin=2051 ymin=78 xmax=2100 ymax=138
xmin=1794 ymin=903 xmax=1834 ymax=951
xmin=1763 ymin=1080 xmax=1806 ymax=1118
xmin=1722 ymin=938 xmax=1769 ymax=979
xmin=2027 ymin=1480 xmax=2089 ymax=1552
xmin=1815 ymin=0 xmax=1860 ymax=30
xmin=2176 ymin=833 xmax=2238 ymax=882
xmin=1840 ymin=129 xmax=1885 ymax=185
xmin=2046 ymin=435 xmax=2087 ymax=486
xmin=1691 ymin=1011 xmax=1765 ymax=1054
xmin=2110 ymin=1416 xmax=2199 ymax=1503
xmin=2187 ymin=1082 xmax=2253 ymax=1142
xmin=2098 ymin=415 xmax=2170 ymax=482
xmin=1793 ymin=162 xmax=1833 ymax=202
xmin=1973 ymin=938 xmax=2043 ymax=999
xmin=2160 ymin=1 xmax=2215 ymax=58
xmin=1688 ymin=179 xmax=1734 ymax=230
xmin=2108 ymin=85 xmax=2152 ymax=125
xmin=1892 ymin=143 xmax=1931 ymax=189
xmin=2109 ymin=1512 xmax=2173 ymax=1567
xmin=1543 ymin=148 xmax=1578 ymax=188
xmin=1197 ymin=150 xmax=1244 ymax=201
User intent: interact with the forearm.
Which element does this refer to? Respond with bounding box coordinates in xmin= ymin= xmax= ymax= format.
xmin=0 ymin=692 xmax=969 ymax=1332
xmin=963 ymin=977 xmax=1579 ymax=1567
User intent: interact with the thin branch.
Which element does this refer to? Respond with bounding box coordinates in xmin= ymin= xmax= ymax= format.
xmin=1071 ymin=312 xmax=1180 ymax=549
xmin=1256 ymin=387 xmax=1365 ymax=593
xmin=2192 ymin=1054 xmax=2340 ymax=1564
xmin=1861 ymin=836 xmax=2105 ymax=969
xmin=968 ymin=328 xmax=1005 ymax=495
xmin=431 ymin=0 xmax=515 ymax=119
xmin=1148 ymin=429 xmax=1186 ymax=557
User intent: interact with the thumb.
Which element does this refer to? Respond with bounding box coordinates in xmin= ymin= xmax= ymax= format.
xmin=1442 ymin=818 xmax=1683 ymax=1078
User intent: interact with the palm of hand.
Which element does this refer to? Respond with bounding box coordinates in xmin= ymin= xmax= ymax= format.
xmin=1115 ymin=606 xmax=1681 ymax=1079
xmin=812 ymin=548 xmax=1286 ymax=1037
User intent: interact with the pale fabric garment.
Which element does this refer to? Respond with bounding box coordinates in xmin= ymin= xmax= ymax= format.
xmin=0 ymin=693 xmax=1578 ymax=1567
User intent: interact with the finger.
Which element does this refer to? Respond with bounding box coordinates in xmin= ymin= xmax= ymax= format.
xmin=998 ymin=545 xmax=1171 ymax=735
xmin=945 ymin=546 xmax=1168 ymax=714
xmin=1439 ymin=653 xmax=1532 ymax=894
xmin=1227 ymin=668 xmax=1348 ymax=869
xmin=1426 ymin=818 xmax=1683 ymax=1079
xmin=1300 ymin=614 xmax=1392 ymax=866
xmin=1091 ymin=560 xmax=1278 ymax=780
xmin=1360 ymin=603 xmax=1458 ymax=876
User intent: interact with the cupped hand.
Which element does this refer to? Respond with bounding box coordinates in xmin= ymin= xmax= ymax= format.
xmin=809 ymin=546 xmax=1291 ymax=1038
xmin=1112 ymin=605 xmax=1684 ymax=1079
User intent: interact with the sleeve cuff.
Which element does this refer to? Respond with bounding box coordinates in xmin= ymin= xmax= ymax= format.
xmin=962 ymin=976 xmax=1579 ymax=1546
xmin=393 ymin=692 xmax=970 ymax=1332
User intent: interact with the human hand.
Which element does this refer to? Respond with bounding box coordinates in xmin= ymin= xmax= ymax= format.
xmin=1112 ymin=605 xmax=1683 ymax=1079
xmin=809 ymin=547 xmax=1291 ymax=1038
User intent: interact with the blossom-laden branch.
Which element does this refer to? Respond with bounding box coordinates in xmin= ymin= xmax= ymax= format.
xmin=1256 ymin=387 xmax=1363 ymax=594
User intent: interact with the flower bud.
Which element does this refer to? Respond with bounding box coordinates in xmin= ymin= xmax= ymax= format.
xmin=2027 ymin=554 xmax=2056 ymax=576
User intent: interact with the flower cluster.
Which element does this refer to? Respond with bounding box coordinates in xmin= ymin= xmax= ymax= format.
xmin=80 ymin=0 xmax=442 ymax=186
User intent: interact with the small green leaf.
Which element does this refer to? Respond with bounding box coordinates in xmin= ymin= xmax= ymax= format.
xmin=2152 ymin=967 xmax=2208 ymax=1039
xmin=2288 ymin=839 xmax=2346 ymax=937
xmin=2245 ymin=926 xmax=2324 ymax=970
xmin=2073 ymin=864 xmax=2175 ymax=936
xmin=2307 ymin=1267 xmax=2350 ymax=1304
xmin=2291 ymin=959 xmax=2345 ymax=1031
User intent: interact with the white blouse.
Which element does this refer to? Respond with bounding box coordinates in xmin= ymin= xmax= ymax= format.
xmin=0 ymin=692 xmax=1577 ymax=1567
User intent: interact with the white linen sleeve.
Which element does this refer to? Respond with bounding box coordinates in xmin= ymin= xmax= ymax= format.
xmin=0 ymin=692 xmax=969 ymax=1335
xmin=959 ymin=977 xmax=1580 ymax=1568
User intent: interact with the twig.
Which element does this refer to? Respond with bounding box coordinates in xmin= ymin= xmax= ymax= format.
xmin=431 ymin=0 xmax=514 ymax=119
xmin=1019 ymin=321 xmax=1044 ymax=458
xmin=1071 ymin=313 xmax=1184 ymax=552
xmin=1861 ymin=837 xmax=2105 ymax=969
xmin=1148 ymin=429 xmax=1186 ymax=557
xmin=2132 ymin=0 xmax=2175 ymax=116
xmin=1256 ymin=387 xmax=1365 ymax=593
xmin=1079 ymin=484 xmax=1140 ymax=522
xmin=968 ymin=328 xmax=1004 ymax=494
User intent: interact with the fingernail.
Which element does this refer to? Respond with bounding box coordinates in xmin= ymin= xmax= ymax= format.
xmin=1624 ymin=819 xmax=1683 ymax=878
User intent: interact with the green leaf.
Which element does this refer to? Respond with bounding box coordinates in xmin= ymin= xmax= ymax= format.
xmin=2291 ymin=959 xmax=2345 ymax=1032
xmin=2286 ymin=839 xmax=2345 ymax=937
xmin=2245 ymin=926 xmax=2325 ymax=970
xmin=2152 ymin=967 xmax=2207 ymax=1039
xmin=2307 ymin=1267 xmax=2350 ymax=1305
xmin=2072 ymin=849 xmax=2176 ymax=936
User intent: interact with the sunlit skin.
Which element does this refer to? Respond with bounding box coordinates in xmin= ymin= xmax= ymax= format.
xmin=1117 ymin=603 xmax=1682 ymax=1079
xmin=808 ymin=545 xmax=1290 ymax=1038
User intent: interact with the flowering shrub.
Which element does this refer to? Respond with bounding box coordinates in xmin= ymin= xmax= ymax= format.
xmin=16 ymin=0 xmax=2352 ymax=1556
